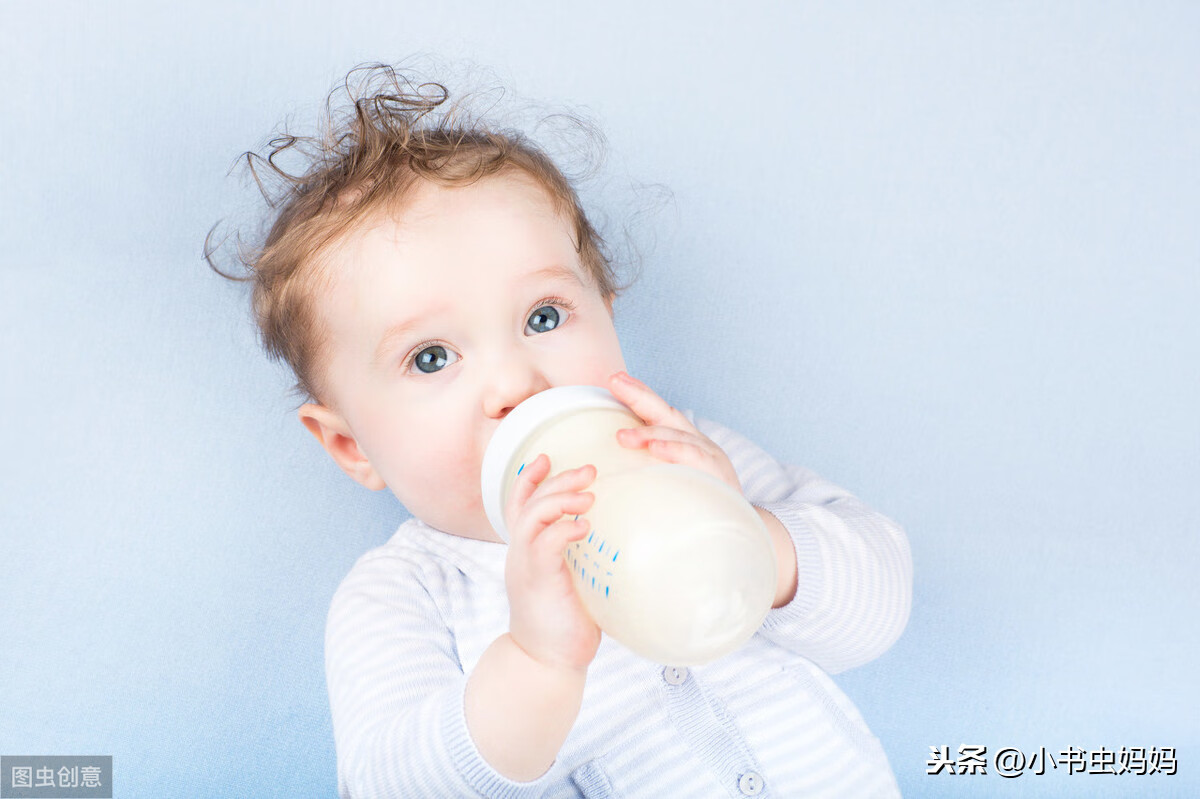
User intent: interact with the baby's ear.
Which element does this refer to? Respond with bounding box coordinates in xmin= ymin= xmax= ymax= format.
xmin=297 ymin=403 xmax=387 ymax=491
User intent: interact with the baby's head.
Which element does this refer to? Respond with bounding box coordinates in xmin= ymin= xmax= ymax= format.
xmin=214 ymin=65 xmax=631 ymax=542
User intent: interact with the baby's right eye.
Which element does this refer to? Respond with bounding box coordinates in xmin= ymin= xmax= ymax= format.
xmin=407 ymin=343 xmax=460 ymax=375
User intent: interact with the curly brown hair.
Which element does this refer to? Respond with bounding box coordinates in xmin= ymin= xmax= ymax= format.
xmin=207 ymin=62 xmax=628 ymax=404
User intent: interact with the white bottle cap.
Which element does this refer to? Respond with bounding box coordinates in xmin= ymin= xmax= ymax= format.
xmin=481 ymin=385 xmax=627 ymax=542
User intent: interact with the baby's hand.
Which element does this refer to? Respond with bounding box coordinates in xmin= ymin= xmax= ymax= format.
xmin=503 ymin=454 xmax=602 ymax=672
xmin=609 ymin=371 xmax=742 ymax=495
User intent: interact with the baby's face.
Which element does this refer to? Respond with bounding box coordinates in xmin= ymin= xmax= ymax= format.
xmin=306 ymin=172 xmax=626 ymax=542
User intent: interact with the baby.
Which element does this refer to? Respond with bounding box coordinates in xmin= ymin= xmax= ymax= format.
xmin=213 ymin=65 xmax=912 ymax=798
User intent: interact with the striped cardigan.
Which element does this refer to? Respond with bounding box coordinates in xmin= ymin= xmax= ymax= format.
xmin=326 ymin=411 xmax=911 ymax=797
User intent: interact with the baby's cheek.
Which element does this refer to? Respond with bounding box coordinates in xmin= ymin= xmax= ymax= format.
xmin=426 ymin=435 xmax=487 ymax=508
xmin=440 ymin=449 xmax=478 ymax=500
xmin=574 ymin=343 xmax=626 ymax=385
xmin=389 ymin=454 xmax=469 ymax=528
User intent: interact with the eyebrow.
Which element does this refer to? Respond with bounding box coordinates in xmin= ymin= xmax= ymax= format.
xmin=373 ymin=264 xmax=586 ymax=364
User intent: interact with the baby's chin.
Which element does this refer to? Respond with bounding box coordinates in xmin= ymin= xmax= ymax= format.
xmin=405 ymin=498 xmax=501 ymax=543
xmin=434 ymin=517 xmax=505 ymax=543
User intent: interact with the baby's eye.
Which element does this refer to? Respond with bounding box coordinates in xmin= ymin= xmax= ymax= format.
xmin=409 ymin=344 xmax=459 ymax=374
xmin=526 ymin=304 xmax=566 ymax=335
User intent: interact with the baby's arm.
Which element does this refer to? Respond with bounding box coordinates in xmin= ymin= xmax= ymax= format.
xmin=465 ymin=455 xmax=601 ymax=781
xmin=327 ymin=542 xmax=587 ymax=797
xmin=687 ymin=411 xmax=913 ymax=674
xmin=327 ymin=461 xmax=602 ymax=795
xmin=605 ymin=372 xmax=909 ymax=672
xmin=326 ymin=554 xmax=515 ymax=797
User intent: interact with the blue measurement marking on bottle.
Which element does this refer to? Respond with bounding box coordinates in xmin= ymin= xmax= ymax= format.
xmin=517 ymin=463 xmax=524 ymax=476
xmin=566 ymin=526 xmax=613 ymax=599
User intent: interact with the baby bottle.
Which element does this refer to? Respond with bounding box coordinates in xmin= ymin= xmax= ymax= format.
xmin=481 ymin=385 xmax=777 ymax=666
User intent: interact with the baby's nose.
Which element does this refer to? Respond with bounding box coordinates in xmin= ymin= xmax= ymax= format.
xmin=483 ymin=369 xmax=551 ymax=420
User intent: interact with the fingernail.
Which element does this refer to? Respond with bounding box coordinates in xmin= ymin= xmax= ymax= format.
xmin=614 ymin=371 xmax=636 ymax=384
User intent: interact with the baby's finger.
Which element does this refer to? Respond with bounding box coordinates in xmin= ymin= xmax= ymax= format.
xmin=527 ymin=462 xmax=596 ymax=499
xmin=616 ymin=424 xmax=742 ymax=493
xmin=527 ymin=517 xmax=592 ymax=573
xmin=608 ymin=372 xmax=696 ymax=431
xmin=517 ymin=489 xmax=595 ymax=542
xmin=640 ymin=437 xmax=710 ymax=468
xmin=621 ymin=425 xmax=706 ymax=464
xmin=616 ymin=424 xmax=708 ymax=451
xmin=505 ymin=453 xmax=552 ymax=528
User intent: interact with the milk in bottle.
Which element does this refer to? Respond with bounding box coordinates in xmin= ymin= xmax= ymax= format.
xmin=481 ymin=386 xmax=777 ymax=666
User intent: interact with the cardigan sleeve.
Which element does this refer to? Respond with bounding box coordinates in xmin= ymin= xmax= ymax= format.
xmin=685 ymin=411 xmax=913 ymax=674
xmin=325 ymin=546 xmax=557 ymax=798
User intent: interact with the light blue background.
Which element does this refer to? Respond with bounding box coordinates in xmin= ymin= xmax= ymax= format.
xmin=2 ymin=2 xmax=1197 ymax=797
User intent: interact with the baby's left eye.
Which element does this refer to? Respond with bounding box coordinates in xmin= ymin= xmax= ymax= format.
xmin=526 ymin=304 xmax=566 ymax=335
